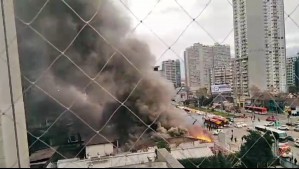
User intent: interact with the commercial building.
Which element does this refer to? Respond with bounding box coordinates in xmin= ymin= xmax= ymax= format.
xmin=233 ymin=0 xmax=287 ymax=97
xmin=184 ymin=43 xmax=231 ymax=92
xmin=161 ymin=60 xmax=181 ymax=88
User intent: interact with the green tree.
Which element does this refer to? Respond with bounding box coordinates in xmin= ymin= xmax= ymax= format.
xmin=179 ymin=153 xmax=236 ymax=168
xmin=288 ymin=85 xmax=298 ymax=94
xmin=238 ymin=131 xmax=274 ymax=168
xmin=196 ymin=87 xmax=208 ymax=98
xmin=156 ymin=140 xmax=171 ymax=152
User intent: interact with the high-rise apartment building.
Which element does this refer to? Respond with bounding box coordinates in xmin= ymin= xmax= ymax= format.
xmin=161 ymin=60 xmax=181 ymax=88
xmin=286 ymin=53 xmax=299 ymax=90
xmin=286 ymin=57 xmax=299 ymax=87
xmin=184 ymin=43 xmax=231 ymax=92
xmin=210 ymin=60 xmax=234 ymax=88
xmin=233 ymin=0 xmax=287 ymax=96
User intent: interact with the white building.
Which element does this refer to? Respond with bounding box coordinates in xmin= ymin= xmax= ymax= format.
xmin=184 ymin=43 xmax=231 ymax=92
xmin=233 ymin=0 xmax=287 ymax=96
xmin=210 ymin=61 xmax=234 ymax=88
xmin=161 ymin=60 xmax=181 ymax=88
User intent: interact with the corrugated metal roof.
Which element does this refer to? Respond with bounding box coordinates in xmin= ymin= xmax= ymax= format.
xmin=30 ymin=147 xmax=58 ymax=162
xmin=170 ymin=146 xmax=214 ymax=160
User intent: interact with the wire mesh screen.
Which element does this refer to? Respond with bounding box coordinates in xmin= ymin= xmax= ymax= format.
xmin=0 ymin=0 xmax=299 ymax=168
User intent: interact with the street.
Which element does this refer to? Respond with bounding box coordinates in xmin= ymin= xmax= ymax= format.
xmin=183 ymin=109 xmax=299 ymax=162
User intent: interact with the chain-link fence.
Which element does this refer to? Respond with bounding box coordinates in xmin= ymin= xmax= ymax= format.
xmin=1 ymin=0 xmax=299 ymax=168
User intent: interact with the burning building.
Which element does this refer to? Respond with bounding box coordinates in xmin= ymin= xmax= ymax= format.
xmin=14 ymin=0 xmax=212 ymax=151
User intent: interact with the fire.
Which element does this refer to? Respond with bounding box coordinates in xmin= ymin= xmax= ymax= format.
xmin=196 ymin=135 xmax=213 ymax=143
xmin=188 ymin=125 xmax=214 ymax=143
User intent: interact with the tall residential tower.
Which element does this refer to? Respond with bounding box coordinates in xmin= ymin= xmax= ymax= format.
xmin=184 ymin=43 xmax=231 ymax=92
xmin=233 ymin=0 xmax=286 ymax=96
xmin=161 ymin=60 xmax=181 ymax=88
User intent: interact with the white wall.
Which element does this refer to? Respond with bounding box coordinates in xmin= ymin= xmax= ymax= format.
xmin=0 ymin=1 xmax=29 ymax=167
xmin=246 ymin=0 xmax=268 ymax=91
xmin=86 ymin=143 xmax=114 ymax=158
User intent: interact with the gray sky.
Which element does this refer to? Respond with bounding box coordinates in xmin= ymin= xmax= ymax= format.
xmin=118 ymin=0 xmax=299 ymax=74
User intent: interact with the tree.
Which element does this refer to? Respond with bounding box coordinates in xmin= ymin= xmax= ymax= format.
xmin=238 ymin=131 xmax=274 ymax=168
xmin=196 ymin=87 xmax=208 ymax=98
xmin=249 ymin=85 xmax=262 ymax=97
xmin=179 ymin=153 xmax=236 ymax=168
xmin=288 ymin=85 xmax=298 ymax=94
xmin=156 ymin=140 xmax=171 ymax=152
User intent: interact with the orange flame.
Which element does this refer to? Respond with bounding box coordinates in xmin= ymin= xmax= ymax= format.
xmin=188 ymin=125 xmax=214 ymax=143
xmin=196 ymin=135 xmax=213 ymax=143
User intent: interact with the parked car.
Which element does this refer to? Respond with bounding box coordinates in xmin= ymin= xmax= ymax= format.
xmin=278 ymin=125 xmax=289 ymax=131
xmin=240 ymin=122 xmax=248 ymax=127
xmin=266 ymin=116 xmax=278 ymax=122
xmin=265 ymin=122 xmax=275 ymax=127
xmin=227 ymin=117 xmax=234 ymax=123
xmin=294 ymin=126 xmax=299 ymax=132
xmin=234 ymin=123 xmax=243 ymax=128
xmin=286 ymin=122 xmax=297 ymax=126
xmin=213 ymin=129 xmax=223 ymax=135
xmin=295 ymin=139 xmax=299 ymax=147
xmin=295 ymin=121 xmax=299 ymax=125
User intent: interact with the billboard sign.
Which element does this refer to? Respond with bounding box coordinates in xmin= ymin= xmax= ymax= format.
xmin=211 ymin=84 xmax=232 ymax=94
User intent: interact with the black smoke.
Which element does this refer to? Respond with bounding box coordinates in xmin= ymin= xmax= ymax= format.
xmin=14 ymin=0 xmax=186 ymax=148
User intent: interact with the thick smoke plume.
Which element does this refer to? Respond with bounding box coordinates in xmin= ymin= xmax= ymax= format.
xmin=15 ymin=0 xmax=196 ymax=148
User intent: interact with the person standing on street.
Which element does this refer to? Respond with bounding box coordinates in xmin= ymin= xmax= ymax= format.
xmin=294 ymin=158 xmax=297 ymax=165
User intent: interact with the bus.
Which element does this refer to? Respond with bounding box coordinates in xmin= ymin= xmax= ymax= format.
xmin=245 ymin=106 xmax=268 ymax=115
xmin=254 ymin=125 xmax=288 ymax=143
xmin=254 ymin=125 xmax=292 ymax=158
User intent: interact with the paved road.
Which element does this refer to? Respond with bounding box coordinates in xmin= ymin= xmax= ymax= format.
xmin=183 ymin=109 xmax=299 ymax=161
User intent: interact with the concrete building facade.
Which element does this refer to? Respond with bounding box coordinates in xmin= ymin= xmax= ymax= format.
xmin=161 ymin=60 xmax=181 ymax=88
xmin=184 ymin=43 xmax=231 ymax=92
xmin=210 ymin=60 xmax=234 ymax=88
xmin=286 ymin=56 xmax=299 ymax=88
xmin=233 ymin=0 xmax=287 ymax=97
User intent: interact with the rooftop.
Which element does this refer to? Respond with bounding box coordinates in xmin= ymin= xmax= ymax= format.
xmin=30 ymin=147 xmax=58 ymax=163
xmin=55 ymin=149 xmax=184 ymax=168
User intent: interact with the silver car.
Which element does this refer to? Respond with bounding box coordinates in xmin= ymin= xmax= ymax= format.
xmin=294 ymin=126 xmax=299 ymax=132
xmin=278 ymin=125 xmax=289 ymax=131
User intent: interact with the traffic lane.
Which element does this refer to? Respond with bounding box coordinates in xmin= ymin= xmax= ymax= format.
xmin=254 ymin=120 xmax=299 ymax=160
xmin=186 ymin=109 xmax=299 ymax=160
xmin=243 ymin=111 xmax=288 ymax=122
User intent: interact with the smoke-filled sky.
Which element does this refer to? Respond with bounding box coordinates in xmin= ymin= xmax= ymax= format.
xmin=13 ymin=0 xmax=196 ymax=148
xmin=121 ymin=0 xmax=299 ymax=78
